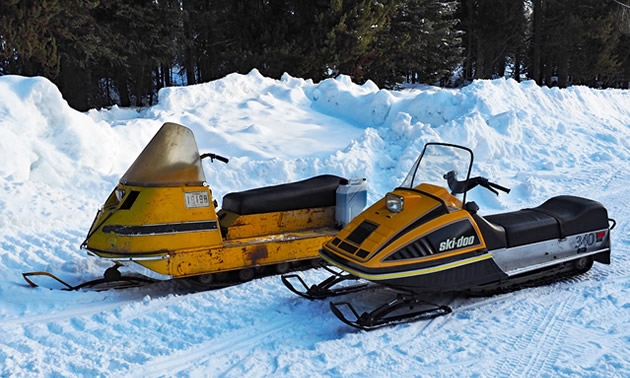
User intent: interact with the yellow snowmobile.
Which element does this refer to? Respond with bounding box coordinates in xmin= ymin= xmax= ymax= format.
xmin=283 ymin=142 xmax=614 ymax=330
xmin=24 ymin=122 xmax=367 ymax=289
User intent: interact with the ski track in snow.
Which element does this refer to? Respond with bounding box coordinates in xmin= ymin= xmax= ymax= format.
xmin=133 ymin=317 xmax=296 ymax=376
xmin=0 ymin=72 xmax=629 ymax=376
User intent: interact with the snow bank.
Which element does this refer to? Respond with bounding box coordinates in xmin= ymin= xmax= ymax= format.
xmin=2 ymin=72 xmax=629 ymax=204
xmin=0 ymin=76 xmax=147 ymax=187
xmin=0 ymin=71 xmax=629 ymax=376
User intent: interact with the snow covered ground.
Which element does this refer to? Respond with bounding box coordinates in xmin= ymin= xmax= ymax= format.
xmin=0 ymin=70 xmax=629 ymax=376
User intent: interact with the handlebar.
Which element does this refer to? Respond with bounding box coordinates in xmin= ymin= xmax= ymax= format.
xmin=480 ymin=179 xmax=511 ymax=195
xmin=487 ymin=181 xmax=511 ymax=195
xmin=200 ymin=153 xmax=229 ymax=164
xmin=444 ymin=171 xmax=510 ymax=196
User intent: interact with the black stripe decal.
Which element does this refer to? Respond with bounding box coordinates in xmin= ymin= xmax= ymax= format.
xmin=321 ymin=245 xmax=486 ymax=275
xmin=102 ymin=221 xmax=218 ymax=236
xmin=85 ymin=247 xmax=169 ymax=257
xmin=375 ymin=205 xmax=445 ymax=254
xmin=395 ymin=187 xmax=449 ymax=213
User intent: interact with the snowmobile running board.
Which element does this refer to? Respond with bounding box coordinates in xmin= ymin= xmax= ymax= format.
xmin=281 ymin=264 xmax=375 ymax=300
xmin=329 ymin=293 xmax=452 ymax=331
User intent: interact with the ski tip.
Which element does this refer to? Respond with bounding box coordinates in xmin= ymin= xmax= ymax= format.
xmin=22 ymin=271 xmax=74 ymax=290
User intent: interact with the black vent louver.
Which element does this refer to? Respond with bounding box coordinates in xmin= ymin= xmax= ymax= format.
xmin=334 ymin=221 xmax=379 ymax=259
xmin=385 ymin=238 xmax=434 ymax=261
xmin=346 ymin=221 xmax=379 ymax=245
xmin=338 ymin=241 xmax=358 ymax=254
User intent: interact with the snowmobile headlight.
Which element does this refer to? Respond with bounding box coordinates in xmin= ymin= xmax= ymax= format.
xmin=386 ymin=193 xmax=404 ymax=213
xmin=115 ymin=189 xmax=126 ymax=202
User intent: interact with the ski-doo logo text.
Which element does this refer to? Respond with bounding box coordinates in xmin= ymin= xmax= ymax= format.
xmin=439 ymin=235 xmax=476 ymax=252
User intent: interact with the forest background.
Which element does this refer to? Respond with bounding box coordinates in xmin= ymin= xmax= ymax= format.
xmin=1 ymin=0 xmax=629 ymax=111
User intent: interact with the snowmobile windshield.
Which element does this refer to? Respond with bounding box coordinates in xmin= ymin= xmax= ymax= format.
xmin=400 ymin=143 xmax=473 ymax=202
xmin=120 ymin=122 xmax=206 ymax=187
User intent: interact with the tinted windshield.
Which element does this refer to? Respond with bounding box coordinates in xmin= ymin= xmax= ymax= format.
xmin=401 ymin=143 xmax=473 ymax=198
xmin=120 ymin=122 xmax=206 ymax=187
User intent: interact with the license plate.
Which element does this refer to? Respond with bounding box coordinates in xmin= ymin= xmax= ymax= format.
xmin=184 ymin=191 xmax=210 ymax=209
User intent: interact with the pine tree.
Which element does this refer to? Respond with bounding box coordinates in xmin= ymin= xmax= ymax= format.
xmin=615 ymin=32 xmax=630 ymax=88
xmin=568 ymin=0 xmax=622 ymax=87
xmin=52 ymin=0 xmax=103 ymax=110
xmin=457 ymin=0 xmax=527 ymax=81
xmin=89 ymin=0 xmax=181 ymax=106
xmin=366 ymin=0 xmax=462 ymax=87
xmin=0 ymin=0 xmax=63 ymax=77
xmin=325 ymin=0 xmax=397 ymax=81
xmin=528 ymin=0 xmax=624 ymax=88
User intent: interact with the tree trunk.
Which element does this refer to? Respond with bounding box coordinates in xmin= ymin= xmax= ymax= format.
xmin=544 ymin=55 xmax=554 ymax=87
xmin=182 ymin=0 xmax=196 ymax=85
xmin=164 ymin=64 xmax=172 ymax=87
xmin=475 ymin=38 xmax=485 ymax=79
xmin=58 ymin=58 xmax=90 ymax=111
xmin=531 ymin=0 xmax=543 ymax=84
xmin=115 ymin=72 xmax=131 ymax=107
xmin=464 ymin=0 xmax=475 ymax=81
xmin=557 ymin=51 xmax=569 ymax=88
xmin=496 ymin=54 xmax=506 ymax=78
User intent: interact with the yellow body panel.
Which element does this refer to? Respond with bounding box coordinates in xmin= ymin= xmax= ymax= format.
xmin=136 ymin=229 xmax=336 ymax=278
xmin=322 ymin=183 xmax=486 ymax=271
xmin=219 ymin=207 xmax=336 ymax=239
xmin=86 ymin=185 xmax=222 ymax=254
xmin=86 ymin=184 xmax=337 ymax=278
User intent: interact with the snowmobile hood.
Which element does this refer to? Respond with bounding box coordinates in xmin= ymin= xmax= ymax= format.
xmin=120 ymin=122 xmax=206 ymax=187
xmin=322 ymin=183 xmax=470 ymax=269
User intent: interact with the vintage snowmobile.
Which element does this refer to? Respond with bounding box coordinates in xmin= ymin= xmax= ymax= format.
xmin=283 ymin=142 xmax=614 ymax=330
xmin=23 ymin=122 xmax=367 ymax=289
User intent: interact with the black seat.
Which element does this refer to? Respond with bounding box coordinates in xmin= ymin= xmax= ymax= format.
xmin=222 ymin=175 xmax=345 ymax=215
xmin=485 ymin=209 xmax=559 ymax=247
xmin=535 ymin=195 xmax=609 ymax=235
xmin=484 ymin=196 xmax=608 ymax=248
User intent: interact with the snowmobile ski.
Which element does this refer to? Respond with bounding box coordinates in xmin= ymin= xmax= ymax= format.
xmin=329 ymin=293 xmax=452 ymax=331
xmin=22 ymin=264 xmax=154 ymax=291
xmin=281 ymin=264 xmax=375 ymax=300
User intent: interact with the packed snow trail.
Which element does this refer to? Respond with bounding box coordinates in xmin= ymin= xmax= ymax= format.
xmin=0 ymin=71 xmax=629 ymax=376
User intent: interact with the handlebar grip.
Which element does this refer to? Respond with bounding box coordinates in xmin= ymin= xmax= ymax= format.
xmin=489 ymin=182 xmax=511 ymax=193
xmin=214 ymin=155 xmax=229 ymax=164
xmin=200 ymin=153 xmax=229 ymax=164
